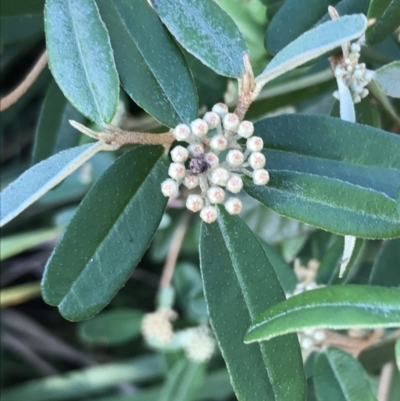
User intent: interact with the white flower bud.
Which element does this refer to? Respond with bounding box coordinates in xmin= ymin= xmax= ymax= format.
xmin=226 ymin=149 xmax=244 ymax=166
xmin=190 ymin=118 xmax=209 ymax=138
xmin=210 ymin=135 xmax=228 ymax=151
xmin=207 ymin=186 xmax=225 ymax=204
xmin=211 ymin=102 xmax=229 ymax=118
xmin=226 ymin=175 xmax=243 ymax=194
xmin=344 ymin=58 xmax=351 ymax=65
xmin=170 ymin=146 xmax=189 ymax=163
xmin=333 ymin=90 xmax=340 ymax=100
xmin=237 ymin=120 xmax=254 ymax=138
xmin=353 ymin=94 xmax=361 ymax=103
xmin=210 ymin=167 xmax=230 ymax=186
xmin=353 ymin=69 xmax=364 ymax=79
xmin=301 ymin=337 xmax=313 ymax=350
xmin=361 ymin=88 xmax=369 ymax=98
xmin=204 ymin=152 xmax=219 ymax=169
xmin=346 ymin=65 xmax=353 ymax=72
xmin=246 ymin=136 xmax=263 ymax=152
xmin=225 ymin=197 xmax=242 ymax=215
xmin=203 ymin=112 xmax=221 ymax=129
xmin=186 ymin=194 xmax=204 ymax=212
xmin=351 ymin=43 xmax=361 ymax=53
xmin=313 ymin=330 xmax=326 ymax=343
xmin=222 ymin=113 xmax=240 ymax=131
xmin=183 ymin=174 xmax=199 ymax=189
xmin=188 ymin=143 xmax=204 ymax=156
xmin=173 ymin=124 xmax=191 ymax=141
xmin=184 ymin=326 xmax=215 ymax=363
xmin=253 ymin=169 xmax=270 ymax=185
xmin=334 ymin=67 xmax=345 ymax=78
xmin=200 ymin=206 xmax=218 ymax=223
xmin=168 ymin=162 xmax=186 ymax=181
xmin=161 ymin=179 xmax=179 ymax=197
xmin=248 ymin=152 xmax=266 ymax=169
xmin=364 ymin=70 xmax=374 ymax=82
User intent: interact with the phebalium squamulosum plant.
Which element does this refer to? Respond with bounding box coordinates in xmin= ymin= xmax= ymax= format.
xmin=1 ymin=0 xmax=400 ymax=400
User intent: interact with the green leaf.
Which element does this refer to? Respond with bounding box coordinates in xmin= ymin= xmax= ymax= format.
xmin=256 ymin=15 xmax=367 ymax=89
xmin=200 ymin=208 xmax=306 ymax=401
xmin=0 ymin=142 xmax=105 ymax=227
xmin=396 ymin=340 xmax=400 ymax=371
xmin=41 ymin=146 xmax=169 ymax=321
xmin=243 ymin=114 xmax=400 ymax=239
xmin=314 ymin=347 xmax=377 ymax=401
xmin=152 ymin=0 xmax=248 ymax=78
xmin=95 ymin=0 xmax=198 ymax=128
xmin=45 ymin=0 xmax=119 ymax=124
xmin=33 ymin=80 xmax=83 ymax=164
xmin=367 ymin=0 xmax=400 ymax=45
xmin=78 ymin=308 xmax=144 ymax=345
xmin=369 ymin=239 xmax=400 ymax=287
xmin=373 ymin=61 xmax=400 ymax=98
xmin=245 ymin=285 xmax=400 ymax=343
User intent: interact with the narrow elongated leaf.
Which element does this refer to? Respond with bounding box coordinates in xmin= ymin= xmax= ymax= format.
xmin=152 ymin=0 xmax=248 ymax=78
xmin=0 ymin=142 xmax=105 ymax=227
xmin=367 ymin=0 xmax=400 ymax=45
xmin=41 ymin=146 xmax=169 ymax=321
xmin=396 ymin=340 xmax=400 ymax=371
xmin=314 ymin=348 xmax=377 ymax=401
xmin=95 ymin=0 xmax=198 ymax=127
xmin=45 ymin=0 xmax=119 ymax=124
xmin=245 ymin=285 xmax=400 ymax=343
xmin=256 ymin=15 xmax=367 ymax=89
xmin=33 ymin=80 xmax=83 ymax=164
xmin=373 ymin=61 xmax=400 ymax=98
xmin=243 ymin=114 xmax=400 ymax=238
xmin=200 ymin=208 xmax=306 ymax=401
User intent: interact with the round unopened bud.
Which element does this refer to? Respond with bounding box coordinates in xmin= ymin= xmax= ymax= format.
xmin=210 ymin=135 xmax=228 ymax=151
xmin=204 ymin=152 xmax=219 ymax=169
xmin=301 ymin=337 xmax=313 ymax=350
xmin=191 ymin=118 xmax=209 ymax=138
xmin=225 ymin=197 xmax=242 ymax=215
xmin=161 ymin=179 xmax=179 ymax=197
xmin=173 ymin=124 xmax=191 ymax=141
xmin=226 ymin=149 xmax=244 ymax=166
xmin=253 ymin=169 xmax=270 ymax=185
xmin=184 ymin=326 xmax=215 ymax=363
xmin=237 ymin=120 xmax=254 ymax=138
xmin=361 ymin=88 xmax=369 ymax=98
xmin=188 ymin=143 xmax=204 ymax=156
xmin=333 ymin=90 xmax=340 ymax=100
xmin=212 ymin=102 xmax=229 ymax=118
xmin=351 ymin=43 xmax=361 ymax=53
xmin=183 ymin=174 xmax=199 ymax=189
xmin=168 ymin=162 xmax=186 ymax=180
xmin=223 ymin=113 xmax=240 ymax=131
xmin=207 ymin=186 xmax=225 ymax=204
xmin=313 ymin=330 xmax=326 ymax=343
xmin=203 ymin=112 xmax=221 ymax=129
xmin=210 ymin=167 xmax=230 ymax=186
xmin=186 ymin=194 xmax=204 ymax=212
xmin=334 ymin=67 xmax=345 ymax=78
xmin=364 ymin=70 xmax=374 ymax=82
xmin=247 ymin=136 xmax=263 ymax=152
xmin=200 ymin=206 xmax=218 ymax=223
xmin=226 ymin=174 xmax=243 ymax=194
xmin=248 ymin=152 xmax=266 ymax=169
xmin=346 ymin=65 xmax=353 ymax=72
xmin=353 ymin=94 xmax=361 ymax=103
xmin=170 ymin=146 xmax=189 ymax=163
xmin=353 ymin=69 xmax=363 ymax=80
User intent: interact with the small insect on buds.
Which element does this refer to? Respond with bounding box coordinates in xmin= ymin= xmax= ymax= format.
xmin=204 ymin=152 xmax=219 ymax=169
xmin=237 ymin=120 xmax=254 ymax=138
xmin=207 ymin=186 xmax=225 ymax=204
xmin=226 ymin=149 xmax=244 ymax=167
xmin=253 ymin=169 xmax=270 ymax=185
xmin=173 ymin=124 xmax=191 ymax=141
xmin=161 ymin=179 xmax=179 ymax=197
xmin=212 ymin=102 xmax=229 ymax=118
xmin=188 ymin=143 xmax=204 ymax=157
xmin=223 ymin=113 xmax=240 ymax=131
xmin=170 ymin=146 xmax=189 ymax=163
xmin=210 ymin=167 xmax=230 ymax=186
xmin=225 ymin=197 xmax=242 ymax=215
xmin=210 ymin=135 xmax=228 ymax=151
xmin=183 ymin=174 xmax=199 ymax=189
xmin=246 ymin=136 xmax=263 ymax=152
xmin=191 ymin=118 xmax=209 ymax=138
xmin=200 ymin=205 xmax=218 ymax=223
xmin=203 ymin=112 xmax=221 ymax=129
xmin=186 ymin=194 xmax=204 ymax=212
xmin=226 ymin=174 xmax=243 ymax=194
xmin=168 ymin=162 xmax=186 ymax=181
xmin=248 ymin=152 xmax=266 ymax=170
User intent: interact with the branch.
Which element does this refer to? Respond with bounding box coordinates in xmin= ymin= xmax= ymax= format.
xmin=378 ymin=363 xmax=394 ymax=401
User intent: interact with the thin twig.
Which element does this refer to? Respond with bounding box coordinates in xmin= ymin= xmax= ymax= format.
xmin=0 ymin=51 xmax=48 ymax=112
xmin=159 ymin=211 xmax=191 ymax=288
xmin=378 ymin=362 xmax=394 ymax=401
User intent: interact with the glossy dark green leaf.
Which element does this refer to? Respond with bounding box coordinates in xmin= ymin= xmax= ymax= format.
xmin=367 ymin=0 xmax=400 ymax=45
xmin=78 ymin=308 xmax=143 ymax=345
xmin=95 ymin=0 xmax=198 ymax=128
xmin=314 ymin=347 xmax=377 ymax=401
xmin=243 ymin=114 xmax=400 ymax=239
xmin=33 ymin=80 xmax=83 ymax=164
xmin=41 ymin=146 xmax=169 ymax=321
xmin=152 ymin=0 xmax=248 ymax=78
xmin=45 ymin=0 xmax=119 ymax=124
xmin=245 ymin=285 xmax=400 ymax=343
xmin=373 ymin=61 xmax=400 ymax=98
xmin=369 ymin=239 xmax=400 ymax=287
xmin=200 ymin=208 xmax=306 ymax=401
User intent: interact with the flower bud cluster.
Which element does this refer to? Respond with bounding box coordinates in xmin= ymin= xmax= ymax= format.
xmin=141 ymin=308 xmax=177 ymax=346
xmin=160 ymin=103 xmax=270 ymax=223
xmin=183 ymin=326 xmax=216 ymax=363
